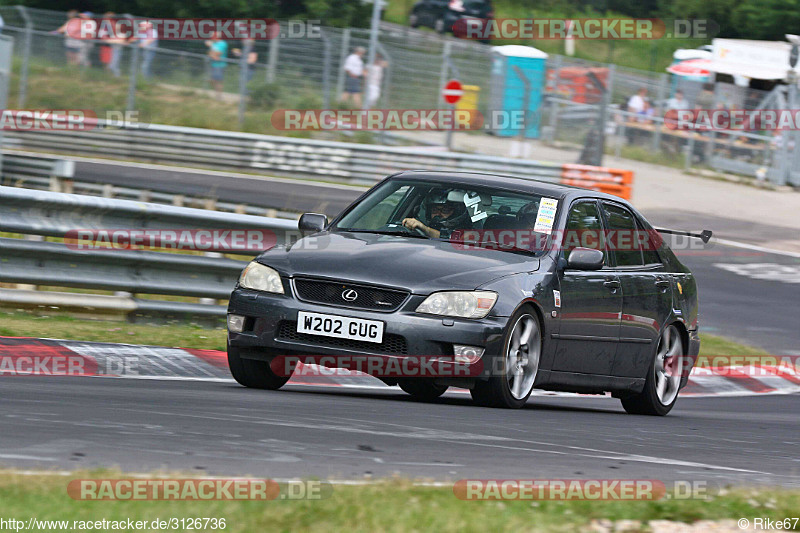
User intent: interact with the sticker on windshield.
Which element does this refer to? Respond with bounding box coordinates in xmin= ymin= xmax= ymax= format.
xmin=463 ymin=192 xmax=488 ymax=223
xmin=533 ymin=198 xmax=558 ymax=234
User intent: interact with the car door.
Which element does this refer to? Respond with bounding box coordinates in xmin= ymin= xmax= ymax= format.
xmin=601 ymin=201 xmax=673 ymax=379
xmin=552 ymin=199 xmax=622 ymax=376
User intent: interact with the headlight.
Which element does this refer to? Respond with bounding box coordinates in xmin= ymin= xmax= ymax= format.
xmin=239 ymin=262 xmax=284 ymax=294
xmin=416 ymin=291 xmax=497 ymax=319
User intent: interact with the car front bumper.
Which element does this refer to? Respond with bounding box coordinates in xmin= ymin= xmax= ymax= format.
xmin=227 ymin=287 xmax=507 ymax=381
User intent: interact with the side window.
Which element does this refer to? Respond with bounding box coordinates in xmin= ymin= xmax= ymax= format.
xmin=563 ymin=201 xmax=605 ymax=262
xmin=640 ymin=228 xmax=662 ymax=265
xmin=602 ymin=202 xmax=644 ymax=267
xmin=636 ymin=216 xmax=663 ymax=265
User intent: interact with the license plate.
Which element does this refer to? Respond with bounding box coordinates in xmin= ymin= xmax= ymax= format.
xmin=296 ymin=311 xmax=384 ymax=344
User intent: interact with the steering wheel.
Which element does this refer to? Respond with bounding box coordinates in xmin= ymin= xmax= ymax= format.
xmin=384 ymin=223 xmax=428 ymax=237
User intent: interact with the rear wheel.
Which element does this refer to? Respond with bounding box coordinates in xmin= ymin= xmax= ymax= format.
xmin=227 ymin=343 xmax=293 ymax=390
xmin=471 ymin=308 xmax=541 ymax=408
xmin=621 ymin=325 xmax=683 ymax=416
xmin=398 ymin=379 xmax=448 ymax=401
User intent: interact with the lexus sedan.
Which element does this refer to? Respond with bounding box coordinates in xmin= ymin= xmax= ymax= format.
xmin=227 ymin=171 xmax=701 ymax=415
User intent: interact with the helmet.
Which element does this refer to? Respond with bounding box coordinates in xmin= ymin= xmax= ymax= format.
xmin=516 ymin=200 xmax=540 ymax=228
xmin=423 ymin=188 xmax=469 ymax=230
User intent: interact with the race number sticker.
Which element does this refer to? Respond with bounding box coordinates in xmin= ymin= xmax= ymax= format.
xmin=534 ymin=198 xmax=558 ymax=234
xmin=463 ymin=192 xmax=488 ymax=223
xmin=553 ymin=290 xmax=561 ymax=307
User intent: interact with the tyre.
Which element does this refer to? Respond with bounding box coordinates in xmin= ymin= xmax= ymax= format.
xmin=471 ymin=307 xmax=541 ymax=408
xmin=227 ymin=343 xmax=293 ymax=390
xmin=398 ymin=379 xmax=448 ymax=401
xmin=620 ymin=324 xmax=683 ymax=416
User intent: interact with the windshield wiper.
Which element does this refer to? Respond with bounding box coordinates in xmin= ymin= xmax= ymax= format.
xmin=337 ymin=228 xmax=430 ymax=239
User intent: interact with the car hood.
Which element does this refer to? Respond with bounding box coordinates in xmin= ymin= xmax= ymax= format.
xmin=256 ymin=231 xmax=539 ymax=293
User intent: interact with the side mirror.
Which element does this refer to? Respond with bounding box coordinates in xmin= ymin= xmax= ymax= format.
xmin=298 ymin=213 xmax=327 ymax=233
xmin=566 ymin=247 xmax=604 ymax=270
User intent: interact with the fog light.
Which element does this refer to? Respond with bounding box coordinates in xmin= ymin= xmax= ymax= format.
xmin=227 ymin=314 xmax=245 ymax=333
xmin=454 ymin=344 xmax=485 ymax=364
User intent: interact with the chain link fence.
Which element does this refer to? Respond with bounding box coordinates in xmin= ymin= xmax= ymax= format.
xmin=0 ymin=5 xmax=796 ymax=185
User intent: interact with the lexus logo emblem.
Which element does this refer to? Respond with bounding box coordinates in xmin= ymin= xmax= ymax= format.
xmin=341 ymin=289 xmax=358 ymax=302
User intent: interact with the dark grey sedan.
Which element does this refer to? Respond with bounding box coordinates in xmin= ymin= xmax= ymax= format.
xmin=227 ymin=171 xmax=701 ymax=415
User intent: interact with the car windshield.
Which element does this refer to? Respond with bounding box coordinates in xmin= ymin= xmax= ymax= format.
xmin=332 ymin=178 xmax=558 ymax=256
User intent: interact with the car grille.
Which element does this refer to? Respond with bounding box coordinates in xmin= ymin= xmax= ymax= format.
xmin=276 ymin=321 xmax=408 ymax=355
xmin=293 ymin=278 xmax=409 ymax=312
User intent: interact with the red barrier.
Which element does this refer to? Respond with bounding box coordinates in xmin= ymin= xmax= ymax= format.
xmin=560 ymin=164 xmax=634 ymax=200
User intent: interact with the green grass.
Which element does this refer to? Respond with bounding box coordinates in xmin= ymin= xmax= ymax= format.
xmin=0 ymin=471 xmax=797 ymax=532
xmin=9 ymin=57 xmax=318 ymax=137
xmin=0 ymin=311 xmax=227 ymax=351
xmin=0 ymin=308 xmax=768 ymax=357
xmin=384 ymin=0 xmax=709 ymax=72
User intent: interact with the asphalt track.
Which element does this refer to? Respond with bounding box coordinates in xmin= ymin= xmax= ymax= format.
xmin=2 ymin=377 xmax=799 ymax=486
xmin=2 ymin=157 xmax=796 ymax=485
xmin=73 ymin=158 xmax=800 ymax=354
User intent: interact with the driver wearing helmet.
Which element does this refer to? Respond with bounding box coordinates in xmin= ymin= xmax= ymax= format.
xmin=402 ymin=188 xmax=471 ymax=239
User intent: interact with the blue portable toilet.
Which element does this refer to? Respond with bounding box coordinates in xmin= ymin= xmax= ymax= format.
xmin=489 ymin=45 xmax=548 ymax=138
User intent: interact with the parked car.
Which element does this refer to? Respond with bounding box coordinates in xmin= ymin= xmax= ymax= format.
xmin=409 ymin=0 xmax=494 ymax=36
xmin=227 ymin=171 xmax=703 ymax=415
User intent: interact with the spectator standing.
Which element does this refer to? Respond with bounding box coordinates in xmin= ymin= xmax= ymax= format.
xmin=104 ymin=18 xmax=129 ymax=77
xmin=76 ymin=12 xmax=96 ymax=67
xmin=666 ymin=90 xmax=689 ymax=111
xmin=206 ymin=32 xmax=229 ymax=99
xmin=232 ymin=38 xmax=257 ymax=83
xmin=365 ymin=53 xmax=387 ymax=108
xmin=627 ymin=87 xmax=647 ymax=123
xmin=341 ymin=46 xmax=365 ymax=108
xmin=97 ymin=12 xmax=115 ymax=72
xmin=55 ymin=10 xmax=82 ymax=66
xmin=695 ymin=86 xmax=715 ymax=110
xmin=137 ymin=21 xmax=158 ymax=79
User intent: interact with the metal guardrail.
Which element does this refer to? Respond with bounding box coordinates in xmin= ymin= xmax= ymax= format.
xmin=3 ymin=121 xmax=634 ymax=199
xmin=0 ymin=186 xmax=298 ymax=320
xmin=2 ymin=152 xmax=302 ymax=218
xmin=2 ymin=122 xmax=568 ymax=185
xmin=1 ymin=152 xmax=75 ymax=186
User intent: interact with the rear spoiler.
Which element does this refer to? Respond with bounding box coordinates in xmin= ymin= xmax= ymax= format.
xmin=654 ymin=228 xmax=713 ymax=244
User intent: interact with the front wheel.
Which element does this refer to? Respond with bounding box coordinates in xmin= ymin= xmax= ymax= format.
xmin=228 ymin=343 xmax=293 ymax=390
xmin=398 ymin=379 xmax=448 ymax=401
xmin=471 ymin=308 xmax=541 ymax=408
xmin=620 ymin=325 xmax=683 ymax=416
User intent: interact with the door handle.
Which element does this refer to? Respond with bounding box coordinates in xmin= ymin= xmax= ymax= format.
xmin=655 ymin=278 xmax=671 ymax=290
xmin=603 ymin=279 xmax=620 ymax=291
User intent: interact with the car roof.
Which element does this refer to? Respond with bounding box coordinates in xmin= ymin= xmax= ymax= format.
xmin=389 ymin=170 xmax=631 ymax=206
